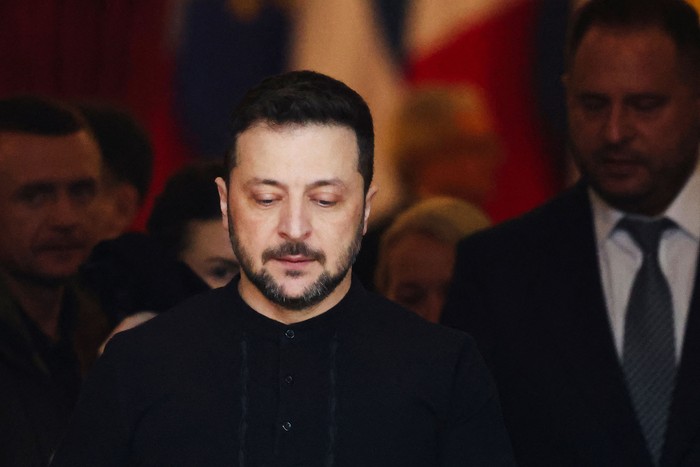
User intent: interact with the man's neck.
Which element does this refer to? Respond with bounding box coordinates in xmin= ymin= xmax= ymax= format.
xmin=238 ymin=274 xmax=352 ymax=325
xmin=0 ymin=271 xmax=65 ymax=341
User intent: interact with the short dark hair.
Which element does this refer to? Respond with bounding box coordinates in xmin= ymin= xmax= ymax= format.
xmin=147 ymin=162 xmax=226 ymax=260
xmin=0 ymin=95 xmax=87 ymax=135
xmin=225 ymin=70 xmax=374 ymax=192
xmin=566 ymin=0 xmax=700 ymax=76
xmin=77 ymin=102 xmax=154 ymax=202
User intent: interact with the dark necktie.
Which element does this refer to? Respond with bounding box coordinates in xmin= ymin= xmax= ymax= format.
xmin=618 ymin=217 xmax=677 ymax=465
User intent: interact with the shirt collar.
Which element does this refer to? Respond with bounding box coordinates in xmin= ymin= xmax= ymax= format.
xmin=228 ymin=274 xmax=366 ymax=340
xmin=589 ymin=189 xmax=624 ymax=246
xmin=665 ymin=159 xmax=700 ymax=242
xmin=589 ymin=157 xmax=700 ymax=244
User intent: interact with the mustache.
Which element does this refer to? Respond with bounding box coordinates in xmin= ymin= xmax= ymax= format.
xmin=35 ymin=238 xmax=86 ymax=251
xmin=593 ymin=143 xmax=644 ymax=161
xmin=262 ymin=242 xmax=326 ymax=265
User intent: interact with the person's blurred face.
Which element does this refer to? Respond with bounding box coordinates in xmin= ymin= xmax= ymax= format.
xmin=0 ymin=130 xmax=101 ymax=285
xmin=180 ymin=218 xmax=239 ymax=289
xmin=416 ymin=149 xmax=501 ymax=206
xmin=217 ymin=123 xmax=375 ymax=321
xmin=384 ymin=232 xmax=454 ymax=323
xmin=566 ymin=25 xmax=700 ymax=215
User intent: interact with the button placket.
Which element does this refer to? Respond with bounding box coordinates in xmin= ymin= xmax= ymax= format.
xmin=279 ymin=328 xmax=297 ymax=437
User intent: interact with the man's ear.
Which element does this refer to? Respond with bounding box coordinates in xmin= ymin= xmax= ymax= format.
xmin=113 ymin=184 xmax=140 ymax=228
xmin=362 ymin=184 xmax=378 ymax=235
xmin=215 ymin=177 xmax=229 ymax=230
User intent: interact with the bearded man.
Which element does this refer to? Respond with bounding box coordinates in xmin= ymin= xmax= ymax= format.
xmin=51 ymin=71 xmax=514 ymax=467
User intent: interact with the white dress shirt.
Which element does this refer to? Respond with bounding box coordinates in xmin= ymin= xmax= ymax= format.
xmin=591 ymin=161 xmax=700 ymax=361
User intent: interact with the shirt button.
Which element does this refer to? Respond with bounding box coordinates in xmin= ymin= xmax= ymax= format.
xmin=284 ymin=329 xmax=295 ymax=339
xmin=284 ymin=375 xmax=294 ymax=385
xmin=282 ymin=421 xmax=292 ymax=432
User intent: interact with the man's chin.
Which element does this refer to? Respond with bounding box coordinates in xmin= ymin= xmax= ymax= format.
xmin=276 ymin=274 xmax=317 ymax=291
xmin=591 ymin=170 xmax=649 ymax=198
xmin=593 ymin=181 xmax=660 ymax=214
xmin=9 ymin=270 xmax=70 ymax=288
xmin=269 ymin=279 xmax=327 ymax=310
xmin=248 ymin=267 xmax=349 ymax=312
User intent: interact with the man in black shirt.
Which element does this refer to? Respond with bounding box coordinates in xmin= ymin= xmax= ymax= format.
xmin=52 ymin=71 xmax=514 ymax=466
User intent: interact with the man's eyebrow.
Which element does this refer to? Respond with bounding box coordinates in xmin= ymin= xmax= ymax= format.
xmin=14 ymin=181 xmax=56 ymax=196
xmin=16 ymin=177 xmax=96 ymax=190
xmin=575 ymin=91 xmax=607 ymax=98
xmin=307 ymin=179 xmax=347 ymax=190
xmin=244 ymin=178 xmax=347 ymax=190
xmin=245 ymin=178 xmax=285 ymax=189
xmin=624 ymin=92 xmax=667 ymax=100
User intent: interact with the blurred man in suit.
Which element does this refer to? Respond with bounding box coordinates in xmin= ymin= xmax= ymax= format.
xmin=442 ymin=1 xmax=700 ymax=466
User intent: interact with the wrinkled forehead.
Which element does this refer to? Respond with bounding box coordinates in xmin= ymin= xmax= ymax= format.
xmin=234 ymin=122 xmax=361 ymax=175
xmin=573 ymin=24 xmax=697 ymax=81
xmin=0 ymin=130 xmax=102 ymax=181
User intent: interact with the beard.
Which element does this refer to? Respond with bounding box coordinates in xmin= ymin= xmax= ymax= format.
xmin=227 ymin=211 xmax=364 ymax=311
xmin=4 ymin=267 xmax=68 ymax=288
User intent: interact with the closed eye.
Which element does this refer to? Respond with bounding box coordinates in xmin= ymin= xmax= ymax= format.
xmin=252 ymin=194 xmax=280 ymax=207
xmin=628 ymin=95 xmax=667 ymax=113
xmin=578 ymin=95 xmax=608 ymax=113
xmin=314 ymin=198 xmax=337 ymax=207
xmin=15 ymin=184 xmax=55 ymax=207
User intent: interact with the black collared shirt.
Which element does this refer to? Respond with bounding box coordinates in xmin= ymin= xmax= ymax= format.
xmin=52 ymin=278 xmax=515 ymax=466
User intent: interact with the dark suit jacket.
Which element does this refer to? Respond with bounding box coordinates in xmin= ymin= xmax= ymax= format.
xmin=441 ymin=183 xmax=700 ymax=467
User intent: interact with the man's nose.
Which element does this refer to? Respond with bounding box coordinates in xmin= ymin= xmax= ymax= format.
xmin=278 ymin=200 xmax=312 ymax=241
xmin=48 ymin=193 xmax=82 ymax=229
xmin=603 ymin=104 xmax=634 ymax=145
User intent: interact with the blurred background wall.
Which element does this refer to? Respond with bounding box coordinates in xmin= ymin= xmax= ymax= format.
xmin=3 ymin=0 xmax=693 ymax=228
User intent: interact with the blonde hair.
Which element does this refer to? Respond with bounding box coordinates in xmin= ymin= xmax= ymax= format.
xmin=389 ymin=86 xmax=501 ymax=198
xmin=375 ymin=196 xmax=491 ymax=293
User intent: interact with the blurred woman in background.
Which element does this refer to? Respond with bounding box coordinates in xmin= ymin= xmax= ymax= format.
xmin=375 ymin=196 xmax=490 ymax=322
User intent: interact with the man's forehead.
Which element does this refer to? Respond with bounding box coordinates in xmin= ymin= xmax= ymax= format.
xmin=231 ymin=123 xmax=362 ymax=191
xmin=569 ymin=25 xmax=687 ymax=88
xmin=0 ymin=171 xmax=98 ymax=195
xmin=244 ymin=119 xmax=350 ymax=133
xmin=236 ymin=121 xmax=357 ymax=147
xmin=0 ymin=131 xmax=101 ymax=180
xmin=236 ymin=123 xmax=359 ymax=163
xmin=574 ymin=24 xmax=678 ymax=64
xmin=0 ymin=129 xmax=100 ymax=160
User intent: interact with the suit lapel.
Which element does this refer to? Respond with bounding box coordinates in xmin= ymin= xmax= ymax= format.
xmin=663 ymin=246 xmax=700 ymax=466
xmin=543 ymin=186 xmax=652 ymax=464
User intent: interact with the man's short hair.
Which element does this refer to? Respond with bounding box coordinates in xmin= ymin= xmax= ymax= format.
xmin=0 ymin=95 xmax=87 ymax=135
xmin=566 ymin=0 xmax=700 ymax=77
xmin=78 ymin=103 xmax=154 ymax=202
xmin=225 ymin=70 xmax=374 ymax=193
